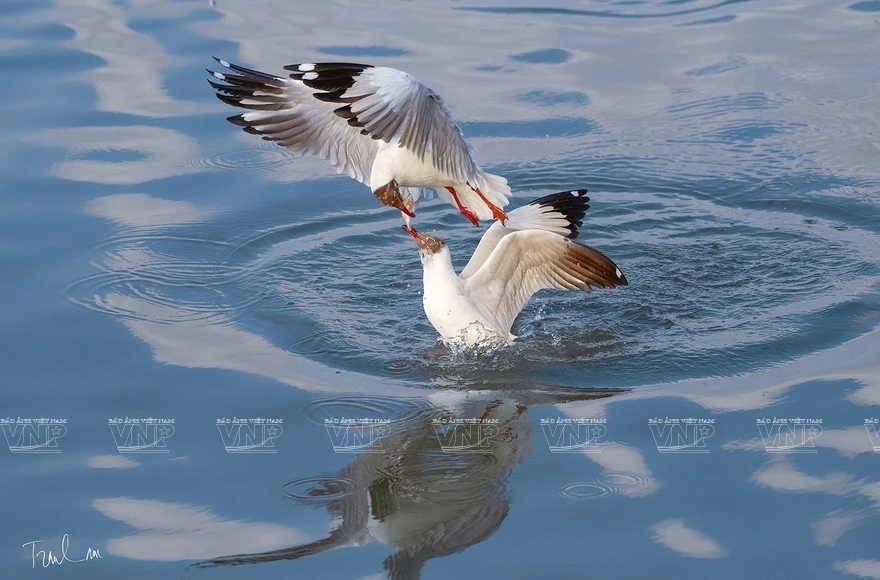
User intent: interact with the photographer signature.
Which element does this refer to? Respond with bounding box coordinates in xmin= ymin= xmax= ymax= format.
xmin=23 ymin=534 xmax=103 ymax=568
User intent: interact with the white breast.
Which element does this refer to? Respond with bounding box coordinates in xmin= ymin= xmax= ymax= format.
xmin=420 ymin=252 xmax=509 ymax=345
xmin=371 ymin=142 xmax=450 ymax=188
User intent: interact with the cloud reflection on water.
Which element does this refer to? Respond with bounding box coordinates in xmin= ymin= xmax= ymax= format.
xmin=93 ymin=497 xmax=310 ymax=561
xmin=24 ymin=126 xmax=201 ymax=185
xmin=650 ymin=517 xmax=728 ymax=559
xmin=43 ymin=0 xmax=205 ymax=118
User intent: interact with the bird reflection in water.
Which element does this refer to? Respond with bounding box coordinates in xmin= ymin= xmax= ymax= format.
xmin=195 ymin=386 xmax=624 ymax=578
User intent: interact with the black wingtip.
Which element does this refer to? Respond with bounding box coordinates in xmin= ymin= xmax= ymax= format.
xmin=528 ymin=189 xmax=591 ymax=240
xmin=528 ymin=189 xmax=589 ymax=206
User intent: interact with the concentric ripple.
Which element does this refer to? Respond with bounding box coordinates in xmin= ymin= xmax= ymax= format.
xmin=240 ymin=180 xmax=878 ymax=384
xmin=186 ymin=147 xmax=291 ymax=173
xmin=559 ymin=481 xmax=614 ymax=500
xmin=299 ymin=395 xmax=434 ymax=431
xmin=282 ymin=476 xmax=356 ymax=502
xmin=71 ymin=168 xmax=880 ymax=387
xmin=68 ymin=233 xmax=263 ymax=323
xmin=560 ymin=473 xmax=658 ymax=500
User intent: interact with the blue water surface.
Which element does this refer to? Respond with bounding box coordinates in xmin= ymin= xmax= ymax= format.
xmin=1 ymin=0 xmax=879 ymax=578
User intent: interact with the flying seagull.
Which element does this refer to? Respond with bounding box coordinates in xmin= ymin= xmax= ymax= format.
xmin=405 ymin=190 xmax=627 ymax=345
xmin=207 ymin=58 xmax=510 ymax=226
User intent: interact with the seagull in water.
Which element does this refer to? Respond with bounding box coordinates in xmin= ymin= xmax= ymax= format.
xmin=207 ymin=59 xmax=510 ymax=226
xmin=405 ymin=190 xmax=628 ymax=346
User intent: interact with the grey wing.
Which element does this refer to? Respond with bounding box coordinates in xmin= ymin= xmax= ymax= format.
xmin=208 ymin=59 xmax=378 ymax=186
xmin=463 ymin=231 xmax=628 ymax=333
xmin=323 ymin=66 xmax=482 ymax=185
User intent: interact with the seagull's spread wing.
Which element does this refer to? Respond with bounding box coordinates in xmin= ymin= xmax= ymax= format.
xmin=464 ymin=230 xmax=627 ymax=333
xmin=460 ymin=190 xmax=590 ymax=279
xmin=208 ymin=60 xmax=480 ymax=186
xmin=303 ymin=64 xmax=481 ymax=184
xmin=208 ymin=59 xmax=379 ymax=185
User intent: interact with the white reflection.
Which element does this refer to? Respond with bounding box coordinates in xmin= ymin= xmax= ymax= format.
xmin=87 ymin=454 xmax=141 ymax=469
xmin=86 ymin=193 xmax=212 ymax=227
xmin=752 ymin=458 xmax=859 ymax=497
xmin=800 ymin=426 xmax=875 ymax=457
xmin=0 ymin=39 xmax=26 ymax=51
xmin=587 ymin=443 xmax=659 ymax=498
xmin=650 ymin=518 xmax=727 ymax=559
xmin=114 ymin=293 xmax=419 ymax=396
xmin=812 ymin=510 xmax=869 ymax=547
xmin=847 ymin=382 xmax=880 ymax=407
xmin=751 ymin=457 xmax=880 ymax=509
xmin=47 ymin=0 xmax=203 ymax=117
xmin=93 ymin=497 xmax=309 ymax=561
xmin=724 ymin=426 xmax=875 ymax=458
xmin=559 ymin=323 xmax=880 ymax=417
xmin=24 ymin=126 xmax=200 ymax=185
xmin=834 ymin=560 xmax=880 ymax=580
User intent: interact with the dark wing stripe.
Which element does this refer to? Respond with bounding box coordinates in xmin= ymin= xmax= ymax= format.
xmin=333 ymin=105 xmax=359 ymax=120
xmin=207 ymin=77 xmax=284 ymax=96
xmin=564 ymin=242 xmax=628 ymax=288
xmin=209 ymin=63 xmax=292 ymax=113
xmin=285 ymin=63 xmax=373 ymax=95
xmin=528 ymin=190 xmax=590 ymax=240
xmin=313 ymin=90 xmax=366 ymax=104
xmin=283 ymin=62 xmax=372 ymax=73
xmin=218 ymin=59 xmax=285 ymax=85
xmin=302 ymin=77 xmax=360 ymax=93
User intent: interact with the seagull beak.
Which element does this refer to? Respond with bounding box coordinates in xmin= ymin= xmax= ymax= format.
xmin=400 ymin=193 xmax=415 ymax=227
xmin=402 ymin=225 xmax=427 ymax=250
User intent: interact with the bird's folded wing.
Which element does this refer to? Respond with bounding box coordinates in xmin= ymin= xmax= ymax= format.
xmin=305 ymin=65 xmax=481 ymax=185
xmin=463 ymin=230 xmax=628 ymax=332
xmin=460 ymin=190 xmax=590 ymax=279
xmin=208 ymin=59 xmax=378 ymax=185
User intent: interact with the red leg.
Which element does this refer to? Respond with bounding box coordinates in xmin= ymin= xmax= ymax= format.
xmin=445 ymin=186 xmax=479 ymax=226
xmin=466 ymin=181 xmax=508 ymax=223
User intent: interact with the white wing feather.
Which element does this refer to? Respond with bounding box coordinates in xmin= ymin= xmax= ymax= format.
xmin=460 ymin=190 xmax=589 ymax=279
xmin=463 ymin=230 xmax=626 ymax=334
xmin=345 ymin=67 xmax=482 ymax=185
xmin=209 ymin=61 xmax=379 ymax=186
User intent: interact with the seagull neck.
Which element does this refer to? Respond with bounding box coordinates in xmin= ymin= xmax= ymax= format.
xmin=422 ymin=247 xmax=458 ymax=287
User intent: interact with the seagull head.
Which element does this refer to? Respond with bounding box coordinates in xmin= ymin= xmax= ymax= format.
xmin=374 ymin=180 xmax=416 ymax=219
xmin=403 ymin=226 xmax=447 ymax=261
